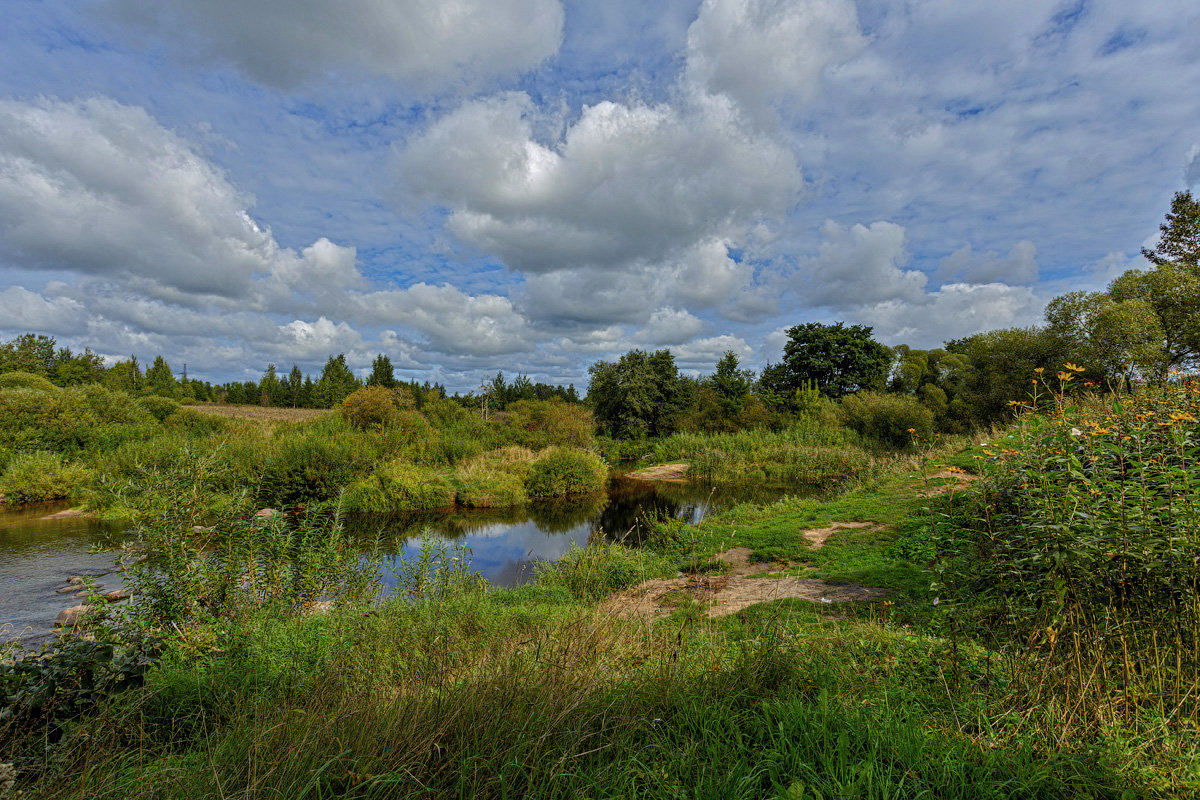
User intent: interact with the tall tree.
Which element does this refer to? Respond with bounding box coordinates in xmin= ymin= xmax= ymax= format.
xmin=366 ymin=354 xmax=397 ymax=388
xmin=1141 ymin=190 xmax=1200 ymax=270
xmin=313 ymin=354 xmax=361 ymax=408
xmin=0 ymin=333 xmax=57 ymax=375
xmin=705 ymin=350 xmax=753 ymax=416
xmin=145 ymin=355 xmax=179 ymax=398
xmin=765 ymin=322 xmax=892 ymax=400
xmin=588 ymin=349 xmax=688 ymax=438
xmin=104 ymin=356 xmax=146 ymax=395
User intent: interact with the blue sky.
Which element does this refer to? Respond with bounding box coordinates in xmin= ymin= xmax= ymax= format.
xmin=1 ymin=0 xmax=1197 ymax=391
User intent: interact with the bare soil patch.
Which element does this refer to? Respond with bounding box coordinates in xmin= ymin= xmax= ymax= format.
xmin=603 ymin=546 xmax=888 ymax=621
xmin=800 ymin=521 xmax=875 ymax=549
xmin=191 ymin=405 xmax=332 ymax=422
xmin=626 ymin=463 xmax=690 ymax=482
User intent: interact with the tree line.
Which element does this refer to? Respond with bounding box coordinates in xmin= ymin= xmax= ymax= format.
xmin=3 ymin=190 xmax=1196 ymax=433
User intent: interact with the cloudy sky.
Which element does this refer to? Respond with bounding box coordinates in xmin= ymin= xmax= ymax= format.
xmin=1 ymin=0 xmax=1197 ymax=390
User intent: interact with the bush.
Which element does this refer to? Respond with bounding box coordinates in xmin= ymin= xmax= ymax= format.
xmin=138 ymin=395 xmax=181 ymax=422
xmin=70 ymin=384 xmax=154 ymax=425
xmin=0 ymin=371 xmax=57 ymax=392
xmin=0 ymin=387 xmax=98 ymax=455
xmin=163 ymin=407 xmax=227 ymax=435
xmin=453 ymin=447 xmax=536 ymax=507
xmin=838 ymin=391 xmax=934 ymax=448
xmin=536 ymin=542 xmax=660 ymax=601
xmin=524 ymin=448 xmax=608 ymax=498
xmin=500 ymin=399 xmax=594 ymax=449
xmin=261 ymin=432 xmax=366 ymax=507
xmin=0 ymin=451 xmax=91 ymax=505
xmin=341 ymin=461 xmax=455 ymax=512
xmin=340 ymin=386 xmax=414 ymax=430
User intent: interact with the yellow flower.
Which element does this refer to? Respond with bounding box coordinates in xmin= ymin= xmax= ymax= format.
xmin=1034 ymin=367 xmax=1045 ymax=373
xmin=1057 ymin=372 xmax=1074 ymax=382
xmin=1006 ymin=399 xmax=1021 ymax=406
xmin=906 ymin=427 xmax=916 ymax=433
xmin=1063 ymin=362 xmax=1085 ymax=372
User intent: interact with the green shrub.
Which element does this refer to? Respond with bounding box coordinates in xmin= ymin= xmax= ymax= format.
xmin=0 ymin=451 xmax=91 ymax=505
xmin=452 ymin=448 xmax=536 ymax=507
xmin=500 ymin=399 xmax=594 ymax=449
xmin=341 ymin=461 xmax=455 ymax=512
xmin=838 ymin=391 xmax=935 ymax=448
xmin=0 ymin=387 xmax=97 ymax=455
xmin=536 ymin=542 xmax=661 ymax=601
xmin=524 ymin=448 xmax=608 ymax=498
xmin=163 ymin=407 xmax=227 ymax=435
xmin=261 ymin=432 xmax=366 ymax=507
xmin=138 ymin=395 xmax=181 ymax=422
xmin=69 ymin=384 xmax=154 ymax=425
xmin=340 ymin=386 xmax=413 ymax=430
xmin=0 ymin=371 xmax=57 ymax=392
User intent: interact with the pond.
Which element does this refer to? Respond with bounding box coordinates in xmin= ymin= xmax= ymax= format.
xmin=0 ymin=475 xmax=797 ymax=649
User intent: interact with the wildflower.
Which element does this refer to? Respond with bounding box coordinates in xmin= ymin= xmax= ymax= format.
xmin=1170 ymin=411 xmax=1197 ymax=423
xmin=1063 ymin=362 xmax=1085 ymax=372
xmin=906 ymin=428 xmax=916 ymax=433
xmin=932 ymin=597 xmax=940 ymax=605
xmin=1007 ymin=400 xmax=1021 ymax=406
xmin=1070 ymin=428 xmax=1082 ymax=436
xmin=1034 ymin=367 xmax=1044 ymax=373
xmin=1084 ymin=382 xmax=1094 ymax=388
xmin=1057 ymin=371 xmax=1074 ymax=382
xmin=883 ymin=600 xmax=895 ymax=606
xmin=1032 ymin=379 xmax=1037 ymax=385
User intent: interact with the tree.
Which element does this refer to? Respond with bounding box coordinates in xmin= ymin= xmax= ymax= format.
xmin=259 ymin=363 xmax=283 ymax=406
xmin=1141 ymin=190 xmax=1200 ymax=270
xmin=284 ymin=364 xmax=304 ymax=408
xmin=104 ymin=356 xmax=146 ymax=395
xmin=765 ymin=322 xmax=892 ymax=401
xmin=313 ymin=354 xmax=361 ymax=408
xmin=705 ymin=351 xmax=754 ymax=416
xmin=588 ymin=349 xmax=688 ymax=438
xmin=145 ymin=355 xmax=179 ymax=398
xmin=1045 ymin=291 xmax=1167 ymax=385
xmin=366 ymin=354 xmax=397 ymax=388
xmin=948 ymin=327 xmax=1065 ymax=423
xmin=1108 ymin=264 xmax=1200 ymax=371
xmin=0 ymin=333 xmax=56 ymax=376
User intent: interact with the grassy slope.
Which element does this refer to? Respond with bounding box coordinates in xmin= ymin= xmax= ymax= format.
xmin=13 ymin=435 xmax=1186 ymax=799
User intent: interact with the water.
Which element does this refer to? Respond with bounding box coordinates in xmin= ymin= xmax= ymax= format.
xmin=0 ymin=477 xmax=794 ymax=648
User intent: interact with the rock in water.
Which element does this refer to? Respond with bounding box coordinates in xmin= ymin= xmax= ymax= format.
xmin=55 ymin=604 xmax=94 ymax=627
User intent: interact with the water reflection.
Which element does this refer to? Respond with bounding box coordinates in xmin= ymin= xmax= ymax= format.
xmin=1 ymin=477 xmax=798 ymax=646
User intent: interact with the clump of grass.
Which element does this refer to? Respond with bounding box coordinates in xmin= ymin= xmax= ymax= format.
xmin=524 ymin=447 xmax=608 ymax=498
xmin=0 ymin=450 xmax=91 ymax=505
xmin=136 ymin=395 xmax=181 ymax=422
xmin=452 ymin=447 xmax=536 ymax=507
xmin=341 ymin=460 xmax=456 ymax=512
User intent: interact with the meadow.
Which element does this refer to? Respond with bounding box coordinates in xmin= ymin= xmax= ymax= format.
xmin=1 ymin=371 xmax=1198 ymax=797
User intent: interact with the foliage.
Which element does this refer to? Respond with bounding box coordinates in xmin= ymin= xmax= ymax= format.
xmin=312 ymin=353 xmax=361 ymax=408
xmin=1109 ymin=262 xmax=1200 ymax=371
xmin=0 ymin=387 xmax=97 ymax=456
xmin=260 ymin=428 xmax=367 ymax=507
xmin=762 ymin=322 xmax=893 ymax=401
xmin=935 ymin=375 xmax=1200 ymax=727
xmin=452 ymin=447 xmax=535 ymax=507
xmin=1045 ymin=290 xmax=1167 ymax=385
xmin=588 ymin=349 xmax=691 ymax=438
xmin=536 ymin=541 xmax=664 ymax=601
xmin=0 ymin=371 xmax=57 ymax=392
xmin=339 ymin=385 xmax=413 ymax=430
xmin=0 ymin=450 xmax=91 ymax=505
xmin=839 ymin=391 xmax=935 ymax=448
xmin=341 ymin=460 xmax=456 ymax=512
xmin=946 ymin=327 xmax=1065 ymax=424
xmin=524 ymin=447 xmax=609 ymax=498
xmin=366 ymin=353 xmax=397 ymax=388
xmin=706 ymin=350 xmax=754 ymax=416
xmin=136 ymin=394 xmax=182 ymax=422
xmin=499 ymin=398 xmax=594 ymax=449
xmin=1141 ymin=188 xmax=1200 ymax=269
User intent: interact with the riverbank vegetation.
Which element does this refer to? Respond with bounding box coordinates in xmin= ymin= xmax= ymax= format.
xmin=1 ymin=191 xmax=1198 ymax=796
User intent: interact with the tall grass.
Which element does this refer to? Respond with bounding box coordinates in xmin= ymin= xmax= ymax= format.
xmin=935 ymin=373 xmax=1200 ymax=739
xmin=649 ymin=424 xmax=874 ymax=486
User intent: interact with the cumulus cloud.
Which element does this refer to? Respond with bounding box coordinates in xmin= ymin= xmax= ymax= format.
xmin=803 ymin=220 xmax=927 ymax=308
xmin=399 ymin=91 xmax=800 ymax=275
xmin=635 ymin=308 xmax=705 ymax=345
xmin=936 ymin=240 xmax=1039 ymax=285
xmin=854 ymin=282 xmax=1043 ymax=348
xmin=671 ymin=334 xmax=753 ymax=371
xmin=0 ymin=97 xmax=359 ymax=304
xmin=685 ymin=0 xmax=866 ymax=123
xmin=0 ymin=287 xmax=87 ymax=334
xmin=102 ymin=0 xmax=564 ymax=92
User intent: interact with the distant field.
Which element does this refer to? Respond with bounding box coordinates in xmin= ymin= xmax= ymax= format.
xmin=190 ymin=404 xmax=332 ymax=422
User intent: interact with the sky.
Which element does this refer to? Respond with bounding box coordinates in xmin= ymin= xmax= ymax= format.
xmin=1 ymin=0 xmax=1198 ymax=392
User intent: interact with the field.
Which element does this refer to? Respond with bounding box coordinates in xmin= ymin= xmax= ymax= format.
xmin=188 ymin=404 xmax=332 ymax=422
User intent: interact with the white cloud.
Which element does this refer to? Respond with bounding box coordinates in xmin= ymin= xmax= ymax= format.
xmin=936 ymin=240 xmax=1039 ymax=285
xmin=1186 ymin=144 xmax=1200 ymax=188
xmin=102 ymin=0 xmax=564 ymax=92
xmin=685 ymin=0 xmax=866 ymax=123
xmin=399 ymin=91 xmax=801 ymax=275
xmin=635 ymin=308 xmax=705 ymax=345
xmin=854 ymin=282 xmax=1043 ymax=348
xmin=0 ymin=97 xmax=360 ymax=305
xmin=803 ymin=220 xmax=927 ymax=308
xmin=0 ymin=287 xmax=87 ymax=335
xmin=279 ymin=317 xmax=364 ymax=360
xmin=671 ymin=334 xmax=753 ymax=370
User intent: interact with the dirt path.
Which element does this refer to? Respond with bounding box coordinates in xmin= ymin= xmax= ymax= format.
xmin=600 ymin=546 xmax=887 ymax=620
xmin=626 ymin=463 xmax=689 ymax=482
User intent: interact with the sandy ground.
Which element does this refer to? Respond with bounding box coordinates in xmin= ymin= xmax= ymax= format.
xmin=190 ymin=405 xmax=332 ymax=422
xmin=600 ymin=546 xmax=887 ymax=620
xmin=626 ymin=463 xmax=690 ymax=481
xmin=918 ymin=469 xmax=980 ymax=496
